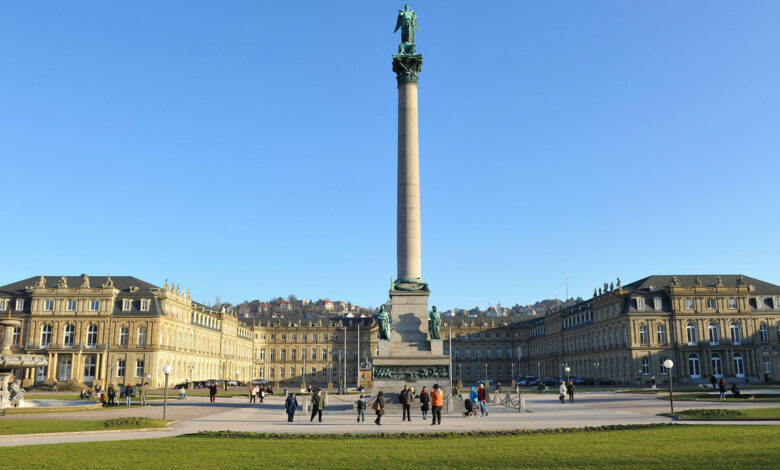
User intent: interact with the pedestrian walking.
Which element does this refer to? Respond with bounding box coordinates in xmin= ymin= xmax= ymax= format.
xmin=419 ymin=386 xmax=430 ymax=420
xmin=249 ymin=385 xmax=257 ymax=404
xmin=477 ymin=383 xmax=488 ymax=416
xmin=567 ymin=381 xmax=575 ymax=403
xmin=469 ymin=386 xmax=478 ymax=409
xmin=139 ymin=382 xmax=147 ymax=406
xmin=356 ymin=394 xmax=367 ymax=423
xmin=719 ymin=378 xmax=727 ymax=400
xmin=209 ymin=383 xmax=217 ymax=403
xmin=285 ymin=393 xmax=299 ymax=422
xmin=372 ymin=391 xmax=385 ymax=425
xmin=310 ymin=389 xmax=323 ymax=422
xmin=107 ymin=385 xmax=116 ymax=407
xmin=559 ymin=380 xmax=566 ymax=404
xmin=124 ymin=385 xmax=131 ymax=406
xmin=709 ymin=374 xmax=717 ymax=390
xmin=400 ymin=384 xmax=413 ymax=421
xmin=430 ymin=384 xmax=443 ymax=425
xmin=650 ymin=376 xmax=657 ymax=391
xmin=259 ymin=386 xmax=265 ymax=404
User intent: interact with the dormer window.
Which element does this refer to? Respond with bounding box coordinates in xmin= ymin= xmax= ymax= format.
xmin=653 ymin=298 xmax=662 ymax=310
xmin=15 ymin=299 xmax=24 ymax=311
xmin=756 ymin=297 xmax=764 ymax=309
xmin=122 ymin=299 xmax=132 ymax=311
xmin=140 ymin=299 xmax=150 ymax=312
xmin=636 ymin=298 xmax=645 ymax=310
xmin=0 ymin=299 xmax=8 ymax=311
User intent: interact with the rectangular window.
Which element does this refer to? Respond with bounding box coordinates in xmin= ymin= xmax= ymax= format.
xmin=756 ymin=298 xmax=764 ymax=309
xmin=118 ymin=359 xmax=126 ymax=377
xmin=66 ymin=300 xmax=76 ymax=311
xmin=44 ymin=299 xmax=54 ymax=310
xmin=312 ymin=334 xmax=318 ymax=341
xmin=89 ymin=300 xmax=100 ymax=311
xmin=140 ymin=300 xmax=150 ymax=311
xmin=322 ymin=334 xmax=328 ymax=341
xmin=138 ymin=327 xmax=147 ymax=347
xmin=706 ymin=298 xmax=716 ymax=310
xmin=657 ymin=325 xmax=667 ymax=344
xmin=135 ymin=360 xmax=144 ymax=377
xmin=15 ymin=299 xmax=24 ymax=311
xmin=302 ymin=334 xmax=307 ymax=340
xmin=122 ymin=299 xmax=132 ymax=311
xmin=728 ymin=298 xmax=737 ymax=309
xmin=0 ymin=300 xmax=6 ymax=311
xmin=636 ymin=298 xmax=645 ymax=310
xmin=119 ymin=328 xmax=129 ymax=347
xmin=654 ymin=298 xmax=662 ymax=310
xmin=685 ymin=298 xmax=694 ymax=310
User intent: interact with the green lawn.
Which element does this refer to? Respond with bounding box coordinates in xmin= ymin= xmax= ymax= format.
xmin=3 ymin=404 xmax=147 ymax=415
xmin=23 ymin=394 xmax=83 ymax=401
xmin=661 ymin=393 xmax=780 ymax=402
xmin=670 ymin=407 xmax=780 ymax=420
xmin=3 ymin=425 xmax=778 ymax=469
xmin=0 ymin=418 xmax=167 ymax=435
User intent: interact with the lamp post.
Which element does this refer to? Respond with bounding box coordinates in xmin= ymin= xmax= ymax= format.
xmin=484 ymin=363 xmax=488 ymax=385
xmin=162 ymin=365 xmax=172 ymax=420
xmin=537 ymin=363 xmax=540 ymax=380
xmin=593 ymin=361 xmax=599 ymax=378
xmin=664 ymin=359 xmax=675 ymax=414
xmin=565 ymin=366 xmax=571 ymax=385
xmin=235 ymin=370 xmax=239 ymax=398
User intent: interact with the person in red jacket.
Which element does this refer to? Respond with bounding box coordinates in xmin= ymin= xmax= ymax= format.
xmin=477 ymin=383 xmax=488 ymax=416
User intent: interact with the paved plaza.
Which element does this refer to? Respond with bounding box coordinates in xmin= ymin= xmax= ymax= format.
xmin=2 ymin=391 xmax=778 ymax=447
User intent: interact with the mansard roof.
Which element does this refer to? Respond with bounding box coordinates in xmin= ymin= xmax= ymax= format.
xmin=623 ymin=275 xmax=780 ymax=295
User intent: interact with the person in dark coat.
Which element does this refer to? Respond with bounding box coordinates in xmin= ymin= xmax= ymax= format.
xmin=709 ymin=374 xmax=718 ymax=390
xmin=310 ymin=389 xmax=323 ymax=422
xmin=719 ymin=378 xmax=727 ymax=400
xmin=419 ymin=386 xmax=430 ymax=420
xmin=373 ymin=391 xmax=385 ymax=425
xmin=209 ymin=383 xmax=217 ymax=403
xmin=285 ymin=393 xmax=299 ymax=422
xmin=399 ymin=385 xmax=413 ymax=421
xmin=567 ymin=381 xmax=575 ymax=403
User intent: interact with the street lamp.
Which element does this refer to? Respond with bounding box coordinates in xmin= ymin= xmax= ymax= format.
xmin=162 ymin=365 xmax=172 ymax=420
xmin=565 ymin=366 xmax=571 ymax=385
xmin=235 ymin=370 xmax=239 ymax=398
xmin=664 ymin=359 xmax=675 ymax=414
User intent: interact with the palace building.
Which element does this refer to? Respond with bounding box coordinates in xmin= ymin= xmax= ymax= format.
xmin=0 ymin=274 xmax=777 ymax=388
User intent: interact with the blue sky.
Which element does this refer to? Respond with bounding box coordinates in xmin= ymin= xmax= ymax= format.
xmin=2 ymin=1 xmax=779 ymax=310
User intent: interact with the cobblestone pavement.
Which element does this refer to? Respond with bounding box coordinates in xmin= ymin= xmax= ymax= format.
xmin=2 ymin=391 xmax=778 ymax=447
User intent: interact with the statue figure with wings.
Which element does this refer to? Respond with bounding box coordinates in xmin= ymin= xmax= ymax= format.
xmin=394 ymin=4 xmax=419 ymax=55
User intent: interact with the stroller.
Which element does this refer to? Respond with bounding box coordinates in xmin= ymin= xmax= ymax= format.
xmin=463 ymin=398 xmax=478 ymax=417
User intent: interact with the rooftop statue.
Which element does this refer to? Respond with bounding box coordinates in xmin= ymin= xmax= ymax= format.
xmin=394 ymin=4 xmax=419 ymax=55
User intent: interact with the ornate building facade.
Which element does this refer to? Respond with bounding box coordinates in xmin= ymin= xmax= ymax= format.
xmin=0 ymin=274 xmax=777 ymax=388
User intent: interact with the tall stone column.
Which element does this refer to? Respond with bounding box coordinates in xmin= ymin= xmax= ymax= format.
xmin=397 ymin=79 xmax=421 ymax=281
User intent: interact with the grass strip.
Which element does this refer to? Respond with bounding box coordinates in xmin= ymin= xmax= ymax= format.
xmin=0 ymin=417 xmax=167 ymax=435
xmin=2 ymin=424 xmax=777 ymax=469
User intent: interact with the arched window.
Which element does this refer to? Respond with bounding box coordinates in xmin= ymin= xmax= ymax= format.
xmin=63 ymin=324 xmax=75 ymax=347
xmin=119 ymin=326 xmax=129 ymax=347
xmin=711 ymin=353 xmax=723 ymax=377
xmin=708 ymin=322 xmax=719 ymax=344
xmin=688 ymin=353 xmax=701 ymax=378
xmin=686 ymin=323 xmax=697 ymax=345
xmin=86 ymin=324 xmax=98 ymax=348
xmin=40 ymin=324 xmax=52 ymax=348
xmin=760 ymin=324 xmax=768 ymax=343
xmin=730 ymin=322 xmax=741 ymax=344
xmin=733 ymin=353 xmax=745 ymax=377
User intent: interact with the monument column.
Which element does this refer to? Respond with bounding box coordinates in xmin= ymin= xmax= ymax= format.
xmin=397 ymin=78 xmax=422 ymax=281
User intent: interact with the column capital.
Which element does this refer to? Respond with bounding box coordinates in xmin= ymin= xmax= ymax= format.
xmin=393 ymin=54 xmax=423 ymax=85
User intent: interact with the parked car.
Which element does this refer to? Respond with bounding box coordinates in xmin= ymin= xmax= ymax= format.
xmin=174 ymin=382 xmax=189 ymax=389
xmin=519 ymin=376 xmax=537 ymax=386
xmin=595 ymin=378 xmax=616 ymax=385
xmin=542 ymin=377 xmax=559 ymax=386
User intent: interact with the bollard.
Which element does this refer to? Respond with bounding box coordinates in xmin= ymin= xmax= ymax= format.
xmin=519 ymin=393 xmax=526 ymax=413
xmin=303 ymin=395 xmax=309 ymax=414
xmin=447 ymin=395 xmax=453 ymax=414
xmin=323 ymin=390 xmax=328 ymax=408
xmin=504 ymin=392 xmax=511 ymax=408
